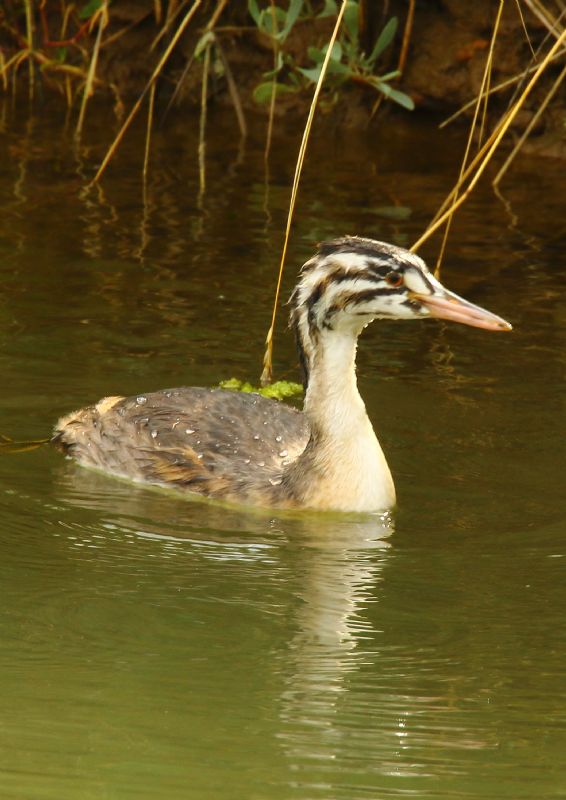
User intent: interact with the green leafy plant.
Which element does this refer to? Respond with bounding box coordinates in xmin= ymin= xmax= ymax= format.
xmin=248 ymin=0 xmax=304 ymax=104
xmin=248 ymin=0 xmax=304 ymax=43
xmin=299 ymin=5 xmax=414 ymax=109
xmin=79 ymin=0 xmax=103 ymax=19
xmin=249 ymin=0 xmax=413 ymax=111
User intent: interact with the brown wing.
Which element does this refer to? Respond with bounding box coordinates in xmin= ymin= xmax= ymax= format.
xmin=53 ymin=387 xmax=309 ymax=501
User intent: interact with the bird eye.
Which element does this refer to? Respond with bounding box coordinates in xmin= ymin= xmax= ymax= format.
xmin=385 ymin=272 xmax=404 ymax=287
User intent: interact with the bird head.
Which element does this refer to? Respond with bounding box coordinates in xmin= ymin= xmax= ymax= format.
xmin=288 ymin=236 xmax=511 ymax=384
xmin=290 ymin=235 xmax=511 ymax=331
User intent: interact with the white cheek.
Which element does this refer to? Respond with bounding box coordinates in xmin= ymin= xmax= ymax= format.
xmin=404 ymin=269 xmax=433 ymax=295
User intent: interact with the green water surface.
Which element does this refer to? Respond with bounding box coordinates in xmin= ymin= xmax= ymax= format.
xmin=0 ymin=106 xmax=564 ymax=799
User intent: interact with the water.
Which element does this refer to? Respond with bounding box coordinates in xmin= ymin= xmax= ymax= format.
xmin=0 ymin=105 xmax=565 ymax=799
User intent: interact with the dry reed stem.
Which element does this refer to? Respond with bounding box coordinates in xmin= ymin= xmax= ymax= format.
xmin=198 ymin=42 xmax=211 ymax=200
xmin=64 ymin=73 xmax=72 ymax=107
xmin=91 ymin=0 xmax=203 ymax=184
xmin=398 ymin=0 xmax=415 ymax=75
xmin=411 ymin=26 xmax=566 ymax=253
xmin=432 ymin=20 xmax=560 ymax=229
xmin=0 ymin=51 xmax=10 ymax=91
xmin=143 ymin=80 xmax=157 ymax=181
xmin=260 ymin=0 xmax=348 ymax=386
xmin=206 ymin=0 xmax=230 ymax=30
xmin=523 ymin=0 xmax=564 ymax=36
xmin=513 ymin=0 xmax=536 ymax=58
xmin=102 ymin=10 xmax=153 ymax=50
xmin=76 ymin=3 xmax=109 ymax=140
xmin=477 ymin=4 xmax=499 ymax=149
xmin=215 ymin=38 xmax=247 ymax=138
xmin=432 ymin=16 xmax=565 ymax=223
xmin=10 ymin=51 xmax=33 ymax=90
xmin=434 ymin=0 xmax=504 ymax=277
xmin=0 ymin=51 xmax=28 ymax=83
xmin=60 ymin=2 xmax=74 ymax=40
xmin=264 ymin=81 xmax=277 ymax=163
xmin=0 ymin=47 xmax=35 ymax=99
xmin=439 ymin=45 xmax=566 ymax=127
xmin=150 ymin=0 xmax=193 ymax=51
xmin=264 ymin=0 xmax=279 ymax=164
xmin=159 ymin=0 xmax=230 ymax=125
xmin=24 ymin=0 xmax=34 ymax=100
xmin=32 ymin=53 xmax=95 ymax=83
xmin=493 ymin=61 xmax=566 ymax=186
xmin=160 ymin=54 xmax=195 ymax=121
xmin=430 ymin=122 xmax=504 ymax=229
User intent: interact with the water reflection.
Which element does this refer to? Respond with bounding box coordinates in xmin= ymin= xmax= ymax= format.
xmin=1 ymin=103 xmax=565 ymax=799
xmin=279 ymin=517 xmax=391 ymax=780
xmin=56 ymin=459 xmax=392 ymax=551
xmin=55 ymin=463 xmax=397 ymax=792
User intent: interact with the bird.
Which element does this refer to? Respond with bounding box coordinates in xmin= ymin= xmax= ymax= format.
xmin=52 ymin=236 xmax=511 ymax=512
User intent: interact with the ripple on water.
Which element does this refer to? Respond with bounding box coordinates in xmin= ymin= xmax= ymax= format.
xmin=0 ymin=119 xmax=564 ymax=799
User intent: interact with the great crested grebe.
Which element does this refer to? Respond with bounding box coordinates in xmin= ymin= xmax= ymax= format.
xmin=53 ymin=237 xmax=511 ymax=512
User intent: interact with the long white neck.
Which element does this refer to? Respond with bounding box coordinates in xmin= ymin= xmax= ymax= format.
xmin=285 ymin=327 xmax=396 ymax=512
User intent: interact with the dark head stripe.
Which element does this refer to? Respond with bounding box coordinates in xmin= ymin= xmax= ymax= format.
xmin=349 ymin=286 xmax=404 ymax=305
